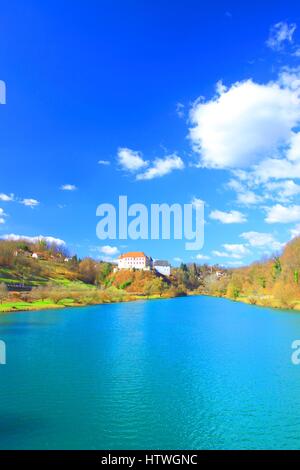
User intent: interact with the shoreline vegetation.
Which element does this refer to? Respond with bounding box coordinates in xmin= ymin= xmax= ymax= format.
xmin=1 ymin=236 xmax=300 ymax=313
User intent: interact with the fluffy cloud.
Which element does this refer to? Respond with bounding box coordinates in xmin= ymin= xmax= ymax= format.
xmin=2 ymin=234 xmax=65 ymax=246
xmin=20 ymin=198 xmax=39 ymax=208
xmin=118 ymin=147 xmax=148 ymax=172
xmin=213 ymin=243 xmax=249 ymax=259
xmin=253 ymin=157 xmax=300 ymax=182
xmin=0 ymin=208 xmax=5 ymax=224
xmin=264 ymin=180 xmax=300 ymax=201
xmin=176 ymin=102 xmax=185 ymax=118
xmin=60 ymin=184 xmax=77 ymax=191
xmin=99 ymin=245 xmax=119 ymax=256
xmin=212 ymin=250 xmax=232 ymax=258
xmin=290 ymin=224 xmax=300 ymax=239
xmin=98 ymin=160 xmax=110 ymax=165
xmin=227 ymin=179 xmax=263 ymax=205
xmin=225 ymin=261 xmax=244 ymax=267
xmin=209 ymin=209 xmax=247 ymax=224
xmin=212 ymin=243 xmax=250 ymax=259
xmin=266 ymin=22 xmax=296 ymax=51
xmin=0 ymin=193 xmax=14 ymax=202
xmin=136 ymin=154 xmax=184 ymax=180
xmin=265 ymin=204 xmax=300 ymax=223
xmin=191 ymin=197 xmax=205 ymax=210
xmin=189 ymin=78 xmax=300 ymax=170
xmin=240 ymin=231 xmax=283 ymax=251
xmin=223 ymin=243 xmax=250 ymax=256
xmin=196 ymin=254 xmax=210 ymax=260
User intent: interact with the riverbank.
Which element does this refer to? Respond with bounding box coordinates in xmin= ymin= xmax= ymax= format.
xmin=200 ymin=291 xmax=300 ymax=312
xmin=2 ymin=290 xmax=299 ymax=314
xmin=0 ymin=291 xmax=183 ymax=313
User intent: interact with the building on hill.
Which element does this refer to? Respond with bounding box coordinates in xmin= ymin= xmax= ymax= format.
xmin=117 ymin=252 xmax=153 ymax=271
xmin=153 ymin=260 xmax=171 ymax=276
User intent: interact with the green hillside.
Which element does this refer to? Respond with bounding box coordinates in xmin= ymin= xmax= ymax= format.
xmin=0 ymin=239 xmax=190 ymax=312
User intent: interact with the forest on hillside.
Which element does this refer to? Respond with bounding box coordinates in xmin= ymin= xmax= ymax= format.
xmin=0 ymin=236 xmax=300 ymax=311
xmin=202 ymin=236 xmax=300 ymax=310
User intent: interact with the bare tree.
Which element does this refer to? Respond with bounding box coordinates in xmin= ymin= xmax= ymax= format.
xmin=0 ymin=283 xmax=8 ymax=304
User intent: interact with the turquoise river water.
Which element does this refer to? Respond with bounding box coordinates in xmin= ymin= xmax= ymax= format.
xmin=1 ymin=295 xmax=300 ymax=449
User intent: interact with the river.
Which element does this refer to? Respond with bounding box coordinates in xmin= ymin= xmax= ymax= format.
xmin=0 ymin=295 xmax=300 ymax=449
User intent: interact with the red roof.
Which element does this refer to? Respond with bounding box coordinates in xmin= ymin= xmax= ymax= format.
xmin=119 ymin=251 xmax=146 ymax=259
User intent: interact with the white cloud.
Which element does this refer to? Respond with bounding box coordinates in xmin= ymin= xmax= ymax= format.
xmin=209 ymin=209 xmax=247 ymax=224
xmin=240 ymin=231 xmax=283 ymax=251
xmin=0 ymin=193 xmax=14 ymax=202
xmin=213 ymin=243 xmax=249 ymax=259
xmin=98 ymin=160 xmax=110 ymax=165
xmin=265 ymin=204 xmax=300 ymax=223
xmin=252 ymin=158 xmax=300 ymax=182
xmin=280 ymin=66 xmax=300 ymax=89
xmin=118 ymin=147 xmax=148 ymax=172
xmin=173 ymin=257 xmax=183 ymax=263
xmin=287 ymin=130 xmax=300 ymax=161
xmin=99 ymin=245 xmax=119 ymax=256
xmin=176 ymin=102 xmax=185 ymax=118
xmin=189 ymin=78 xmax=300 ymax=170
xmin=224 ymin=261 xmax=243 ymax=267
xmin=196 ymin=254 xmax=210 ymax=260
xmin=237 ymin=191 xmax=262 ymax=205
xmin=60 ymin=184 xmax=77 ymax=191
xmin=2 ymin=234 xmax=65 ymax=246
xmin=0 ymin=208 xmax=7 ymax=224
xmin=266 ymin=21 xmax=296 ymax=51
xmin=136 ymin=154 xmax=184 ymax=180
xmin=227 ymin=179 xmax=263 ymax=205
xmin=20 ymin=198 xmax=39 ymax=208
xmin=290 ymin=224 xmax=300 ymax=239
xmin=213 ymin=250 xmax=232 ymax=258
xmin=191 ymin=197 xmax=205 ymax=209
xmin=264 ymin=180 xmax=300 ymax=201
xmin=223 ymin=243 xmax=250 ymax=256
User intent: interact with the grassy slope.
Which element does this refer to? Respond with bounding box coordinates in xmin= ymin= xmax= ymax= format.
xmin=0 ymin=259 xmax=92 ymax=288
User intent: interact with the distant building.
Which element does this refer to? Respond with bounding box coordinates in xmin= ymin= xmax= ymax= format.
xmin=216 ymin=271 xmax=225 ymax=279
xmin=153 ymin=260 xmax=171 ymax=276
xmin=118 ymin=252 xmax=152 ymax=271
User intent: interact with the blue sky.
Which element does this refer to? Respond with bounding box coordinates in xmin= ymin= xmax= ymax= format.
xmin=1 ymin=0 xmax=300 ymax=266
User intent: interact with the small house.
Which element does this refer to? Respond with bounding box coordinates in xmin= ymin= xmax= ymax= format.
xmin=153 ymin=260 xmax=171 ymax=276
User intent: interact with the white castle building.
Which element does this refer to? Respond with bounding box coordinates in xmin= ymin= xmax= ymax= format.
xmin=117 ymin=252 xmax=153 ymax=271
